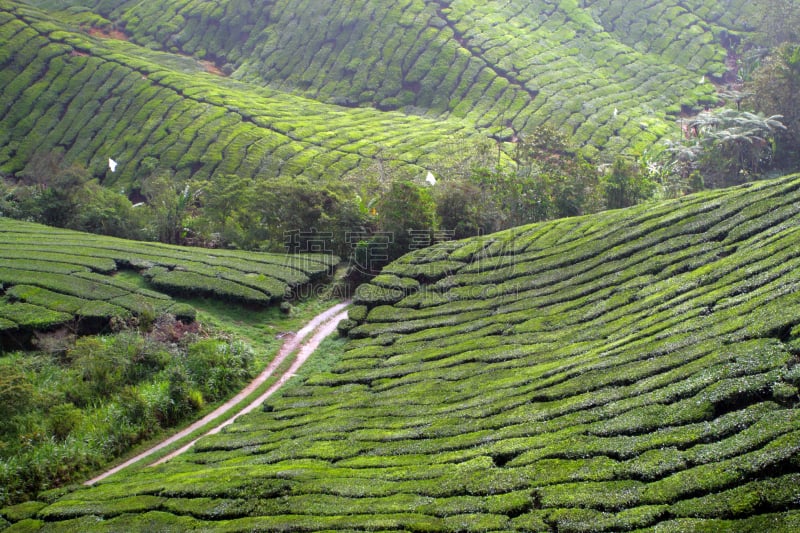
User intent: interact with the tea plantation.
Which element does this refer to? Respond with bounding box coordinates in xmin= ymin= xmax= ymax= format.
xmin=0 ymin=2 xmax=485 ymax=189
xmin=5 ymin=174 xmax=799 ymax=531
xmin=0 ymin=218 xmax=336 ymax=348
xmin=26 ymin=0 xmax=755 ymax=156
xmin=1 ymin=0 xmax=760 ymax=190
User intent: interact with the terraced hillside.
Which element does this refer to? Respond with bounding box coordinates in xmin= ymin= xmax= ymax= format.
xmin=0 ymin=2 xmax=485 ymax=189
xmin=0 ymin=218 xmax=336 ymax=348
xmin=8 ymin=174 xmax=800 ymax=531
xmin=2 ymin=0 xmax=762 ymax=190
xmin=31 ymin=0 xmax=751 ymax=149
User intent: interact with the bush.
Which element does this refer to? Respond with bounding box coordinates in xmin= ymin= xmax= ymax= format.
xmin=186 ymin=339 xmax=253 ymax=401
xmin=347 ymin=305 xmax=368 ymax=323
xmin=0 ymin=301 xmax=71 ymax=330
xmin=337 ymin=319 xmax=358 ymax=337
xmin=46 ymin=403 xmax=82 ymax=441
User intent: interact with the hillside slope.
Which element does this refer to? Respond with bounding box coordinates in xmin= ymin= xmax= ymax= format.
xmin=10 ymin=174 xmax=800 ymax=531
xmin=0 ymin=218 xmax=336 ymax=349
xmin=28 ymin=0 xmax=757 ymax=156
xmin=2 ymin=0 xmax=760 ymax=190
xmin=0 ymin=2 xmax=486 ymax=189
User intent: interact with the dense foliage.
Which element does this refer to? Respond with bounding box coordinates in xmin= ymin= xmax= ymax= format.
xmin=0 ymin=2 xmax=489 ymax=190
xmin=747 ymin=42 xmax=800 ymax=169
xmin=0 ymin=217 xmax=338 ymax=508
xmin=6 ymin=174 xmax=799 ymax=531
xmin=0 ymin=322 xmax=254 ymax=508
xmin=3 ymin=2 xmax=800 ymax=528
xmin=0 ymin=0 xmax=782 ymax=189
xmin=0 ymin=129 xmax=629 ymax=262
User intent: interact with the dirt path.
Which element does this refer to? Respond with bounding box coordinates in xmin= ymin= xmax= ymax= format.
xmin=84 ymin=301 xmax=350 ymax=485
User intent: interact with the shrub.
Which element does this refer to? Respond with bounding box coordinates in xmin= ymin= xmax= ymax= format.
xmin=0 ymin=301 xmax=71 ymax=330
xmin=347 ymin=305 xmax=368 ymax=323
xmin=186 ymin=339 xmax=253 ymax=401
xmin=46 ymin=403 xmax=83 ymax=441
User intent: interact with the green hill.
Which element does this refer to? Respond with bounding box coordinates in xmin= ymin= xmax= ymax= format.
xmin=0 ymin=218 xmax=336 ymax=348
xmin=0 ymin=2 xmax=488 ymax=190
xmin=1 ymin=0 xmax=762 ymax=191
xmin=28 ymin=0 xmax=755 ymax=149
xmin=8 ymin=174 xmax=800 ymax=531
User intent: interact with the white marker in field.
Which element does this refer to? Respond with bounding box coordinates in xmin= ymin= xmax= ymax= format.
xmin=108 ymin=158 xmax=117 ymax=172
xmin=425 ymin=171 xmax=436 ymax=185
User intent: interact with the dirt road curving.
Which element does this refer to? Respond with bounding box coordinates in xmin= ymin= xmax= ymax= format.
xmin=84 ymin=301 xmax=350 ymax=485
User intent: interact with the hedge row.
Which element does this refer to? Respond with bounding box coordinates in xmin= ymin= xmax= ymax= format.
xmin=2 ymin=0 xmax=761 ymax=198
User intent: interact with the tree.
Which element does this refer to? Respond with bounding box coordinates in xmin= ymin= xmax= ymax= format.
xmin=75 ymin=181 xmax=141 ymax=239
xmin=435 ymin=179 xmax=500 ymax=239
xmin=141 ymin=171 xmax=198 ymax=244
xmin=688 ymin=109 xmax=785 ymax=186
xmin=646 ymin=141 xmax=704 ymax=198
xmin=243 ymin=177 xmax=363 ymax=256
xmin=376 ymin=180 xmax=437 ymax=260
xmin=502 ymin=126 xmax=602 ymax=223
xmin=754 ymin=0 xmax=800 ymax=47
xmin=187 ymin=174 xmax=255 ymax=247
xmin=0 ymin=175 xmax=16 ymax=213
xmin=16 ymin=152 xmax=90 ymax=227
xmin=748 ymin=43 xmax=800 ymax=168
xmin=196 ymin=174 xmax=253 ymax=235
xmin=665 ymin=109 xmax=787 ymax=189
xmin=343 ymin=156 xmax=393 ymax=222
xmin=601 ymin=158 xmax=655 ymax=209
xmin=0 ymin=153 xmax=144 ymax=238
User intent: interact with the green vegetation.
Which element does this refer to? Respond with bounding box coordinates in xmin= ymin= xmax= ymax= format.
xmin=3 ymin=1 xmax=800 ymax=261
xmin=0 ymin=0 xmax=786 ymax=197
xmin=5 ymin=173 xmax=798 ymax=530
xmin=0 ymin=217 xmax=339 ymax=507
xmin=747 ymin=42 xmax=800 ymax=170
xmin=3 ymin=1 xmax=800 ymax=528
xmin=0 ymin=323 xmax=257 ymax=508
xmin=0 ymin=217 xmax=335 ymax=345
xmin=23 ymin=0 xmax=751 ymax=156
xmin=0 ymin=2 xmax=486 ymax=193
